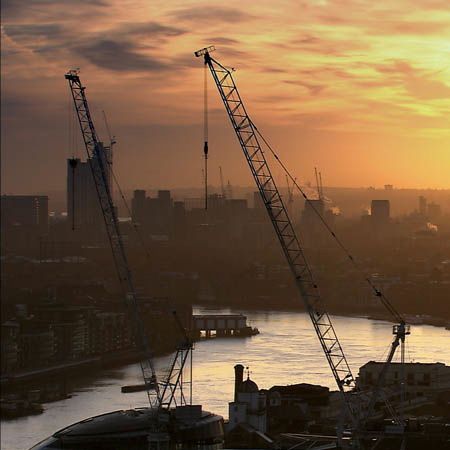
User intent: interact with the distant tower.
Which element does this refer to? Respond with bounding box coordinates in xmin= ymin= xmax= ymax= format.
xmin=67 ymin=142 xmax=111 ymax=229
xmin=418 ymin=196 xmax=427 ymax=216
xmin=371 ymin=200 xmax=390 ymax=224
xmin=234 ymin=364 xmax=244 ymax=402
xmin=131 ymin=190 xmax=146 ymax=224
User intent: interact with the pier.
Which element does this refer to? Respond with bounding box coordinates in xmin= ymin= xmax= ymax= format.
xmin=192 ymin=314 xmax=258 ymax=338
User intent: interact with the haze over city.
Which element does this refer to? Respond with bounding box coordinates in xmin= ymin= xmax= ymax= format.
xmin=2 ymin=0 xmax=450 ymax=195
xmin=1 ymin=1 xmax=450 ymax=450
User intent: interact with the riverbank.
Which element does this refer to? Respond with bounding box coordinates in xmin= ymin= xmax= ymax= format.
xmin=0 ymin=323 xmax=260 ymax=419
xmin=3 ymin=311 xmax=449 ymax=450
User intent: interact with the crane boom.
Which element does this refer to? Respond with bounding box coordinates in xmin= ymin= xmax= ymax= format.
xmin=65 ymin=70 xmax=161 ymax=408
xmin=195 ymin=48 xmax=357 ymax=423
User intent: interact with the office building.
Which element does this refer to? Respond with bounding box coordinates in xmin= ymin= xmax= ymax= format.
xmin=67 ymin=142 xmax=112 ymax=229
xmin=370 ymin=199 xmax=390 ymax=224
xmin=418 ymin=196 xmax=427 ymax=216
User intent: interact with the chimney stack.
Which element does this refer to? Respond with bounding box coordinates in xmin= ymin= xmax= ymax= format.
xmin=234 ymin=364 xmax=244 ymax=401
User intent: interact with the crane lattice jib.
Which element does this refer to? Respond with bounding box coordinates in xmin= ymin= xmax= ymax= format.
xmin=65 ymin=71 xmax=161 ymax=409
xmin=199 ymin=52 xmax=357 ymax=422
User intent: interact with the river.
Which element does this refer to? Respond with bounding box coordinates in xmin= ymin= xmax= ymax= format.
xmin=2 ymin=308 xmax=449 ymax=450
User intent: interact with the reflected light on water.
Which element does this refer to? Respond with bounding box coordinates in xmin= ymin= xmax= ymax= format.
xmin=2 ymin=309 xmax=449 ymax=450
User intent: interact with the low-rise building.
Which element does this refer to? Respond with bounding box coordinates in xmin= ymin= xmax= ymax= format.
xmin=356 ymin=361 xmax=450 ymax=400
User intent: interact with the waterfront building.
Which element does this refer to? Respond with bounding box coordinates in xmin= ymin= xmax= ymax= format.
xmin=357 ymin=361 xmax=450 ymax=399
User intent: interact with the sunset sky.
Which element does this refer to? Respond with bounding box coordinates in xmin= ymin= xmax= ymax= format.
xmin=2 ymin=0 xmax=450 ymax=194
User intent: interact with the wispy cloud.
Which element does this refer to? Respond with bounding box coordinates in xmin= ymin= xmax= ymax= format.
xmin=73 ymin=40 xmax=170 ymax=72
xmin=168 ymin=6 xmax=257 ymax=23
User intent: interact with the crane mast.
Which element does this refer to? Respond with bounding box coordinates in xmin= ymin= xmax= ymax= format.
xmin=195 ymin=47 xmax=357 ymax=423
xmin=65 ymin=70 xmax=161 ymax=408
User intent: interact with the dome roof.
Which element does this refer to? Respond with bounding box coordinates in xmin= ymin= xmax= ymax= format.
xmin=240 ymin=378 xmax=259 ymax=393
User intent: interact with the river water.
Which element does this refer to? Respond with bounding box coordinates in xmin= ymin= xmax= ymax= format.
xmin=2 ymin=308 xmax=449 ymax=450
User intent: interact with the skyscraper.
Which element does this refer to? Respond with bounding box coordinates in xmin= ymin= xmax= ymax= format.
xmin=67 ymin=142 xmax=112 ymax=229
xmin=419 ymin=196 xmax=427 ymax=216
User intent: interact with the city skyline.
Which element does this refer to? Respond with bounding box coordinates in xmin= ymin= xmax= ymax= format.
xmin=2 ymin=0 xmax=450 ymax=195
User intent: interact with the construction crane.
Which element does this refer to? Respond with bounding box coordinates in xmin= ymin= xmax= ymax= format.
xmin=195 ymin=47 xmax=409 ymax=445
xmin=65 ymin=70 xmax=161 ymax=408
xmin=65 ymin=70 xmax=194 ymax=414
xmin=159 ymin=311 xmax=194 ymax=409
xmin=102 ymin=110 xmax=116 ymax=150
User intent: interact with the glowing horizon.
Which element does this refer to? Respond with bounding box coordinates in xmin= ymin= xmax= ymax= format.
xmin=1 ymin=0 xmax=449 ymax=192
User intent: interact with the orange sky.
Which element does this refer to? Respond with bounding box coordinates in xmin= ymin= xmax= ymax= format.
xmin=1 ymin=0 xmax=450 ymax=193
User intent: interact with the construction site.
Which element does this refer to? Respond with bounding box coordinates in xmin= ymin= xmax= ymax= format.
xmin=2 ymin=47 xmax=448 ymax=450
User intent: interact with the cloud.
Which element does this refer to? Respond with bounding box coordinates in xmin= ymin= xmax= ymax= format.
xmin=4 ymin=23 xmax=65 ymax=40
xmin=284 ymin=80 xmax=326 ymax=96
xmin=207 ymin=37 xmax=240 ymax=45
xmin=277 ymin=33 xmax=369 ymax=57
xmin=3 ymin=17 xmax=187 ymax=73
xmin=168 ymin=6 xmax=256 ymax=23
xmin=1 ymin=0 xmax=108 ymax=21
xmin=380 ymin=20 xmax=450 ymax=35
xmin=111 ymin=21 xmax=186 ymax=40
xmin=372 ymin=60 xmax=450 ymax=100
xmin=74 ymin=40 xmax=169 ymax=72
xmin=404 ymin=76 xmax=450 ymax=100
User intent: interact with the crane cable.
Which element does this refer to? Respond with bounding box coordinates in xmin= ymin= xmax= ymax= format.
xmin=68 ymin=97 xmax=78 ymax=231
xmin=203 ymin=62 xmax=209 ymax=210
xmin=250 ymin=120 xmax=404 ymax=325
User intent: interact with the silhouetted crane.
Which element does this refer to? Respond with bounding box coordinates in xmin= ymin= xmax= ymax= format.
xmin=195 ymin=46 xmax=409 ymax=448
